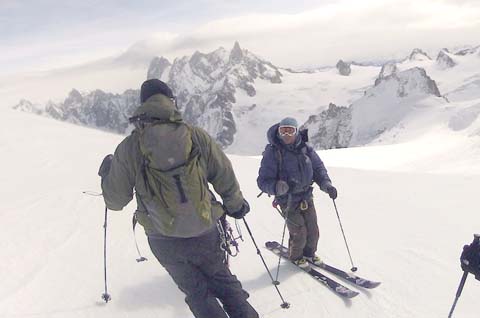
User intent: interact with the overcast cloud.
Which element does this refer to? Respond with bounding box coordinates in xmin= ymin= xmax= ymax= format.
xmin=1 ymin=0 xmax=479 ymax=74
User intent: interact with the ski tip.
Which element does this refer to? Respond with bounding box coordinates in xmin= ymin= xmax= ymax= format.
xmin=345 ymin=291 xmax=360 ymax=298
xmin=365 ymin=281 xmax=382 ymax=289
xmin=336 ymin=287 xmax=359 ymax=298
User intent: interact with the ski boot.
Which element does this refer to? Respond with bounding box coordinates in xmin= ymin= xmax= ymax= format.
xmin=305 ymin=255 xmax=323 ymax=266
xmin=293 ymin=257 xmax=311 ymax=270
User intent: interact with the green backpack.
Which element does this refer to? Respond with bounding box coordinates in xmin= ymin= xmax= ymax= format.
xmin=137 ymin=120 xmax=216 ymax=237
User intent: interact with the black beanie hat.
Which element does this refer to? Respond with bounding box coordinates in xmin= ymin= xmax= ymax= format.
xmin=140 ymin=79 xmax=174 ymax=103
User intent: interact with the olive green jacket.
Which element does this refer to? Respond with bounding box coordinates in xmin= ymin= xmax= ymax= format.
xmin=101 ymin=94 xmax=245 ymax=237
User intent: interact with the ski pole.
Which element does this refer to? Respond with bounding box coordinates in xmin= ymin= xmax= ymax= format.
xmin=332 ymin=199 xmax=358 ymax=272
xmin=448 ymin=271 xmax=468 ymax=318
xmin=102 ymin=206 xmax=112 ymax=303
xmin=242 ymin=218 xmax=290 ymax=309
xmin=274 ymin=194 xmax=292 ymax=284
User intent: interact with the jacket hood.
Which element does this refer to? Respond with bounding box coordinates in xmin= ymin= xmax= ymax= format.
xmin=267 ymin=123 xmax=282 ymax=146
xmin=133 ymin=93 xmax=183 ymax=123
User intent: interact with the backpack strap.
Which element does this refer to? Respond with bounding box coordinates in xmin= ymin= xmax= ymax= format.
xmin=272 ymin=145 xmax=283 ymax=181
xmin=132 ymin=213 xmax=148 ymax=262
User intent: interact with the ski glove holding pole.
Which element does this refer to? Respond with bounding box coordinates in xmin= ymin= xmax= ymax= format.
xmin=460 ymin=234 xmax=480 ymax=280
xmin=98 ymin=154 xmax=113 ymax=178
xmin=324 ymin=183 xmax=338 ymax=199
xmin=227 ymin=199 xmax=250 ymax=219
xmin=448 ymin=234 xmax=480 ymax=318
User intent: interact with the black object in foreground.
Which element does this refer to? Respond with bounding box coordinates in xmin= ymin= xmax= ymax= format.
xmin=265 ymin=241 xmax=359 ymax=299
xmin=448 ymin=234 xmax=480 ymax=318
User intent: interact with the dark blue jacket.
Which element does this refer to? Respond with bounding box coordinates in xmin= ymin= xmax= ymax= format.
xmin=257 ymin=124 xmax=332 ymax=205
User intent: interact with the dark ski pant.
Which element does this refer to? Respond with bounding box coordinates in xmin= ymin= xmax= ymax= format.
xmin=148 ymin=227 xmax=259 ymax=318
xmin=283 ymin=199 xmax=320 ymax=261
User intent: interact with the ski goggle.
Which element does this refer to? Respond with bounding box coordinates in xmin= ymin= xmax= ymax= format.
xmin=278 ymin=125 xmax=297 ymax=137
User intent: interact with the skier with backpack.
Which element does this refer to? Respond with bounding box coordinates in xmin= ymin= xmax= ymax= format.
xmin=98 ymin=79 xmax=259 ymax=318
xmin=257 ymin=117 xmax=337 ymax=270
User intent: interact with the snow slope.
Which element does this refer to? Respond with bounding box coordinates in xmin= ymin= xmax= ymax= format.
xmin=1 ymin=106 xmax=480 ymax=318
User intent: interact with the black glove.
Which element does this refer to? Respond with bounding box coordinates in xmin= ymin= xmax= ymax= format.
xmin=98 ymin=154 xmax=113 ymax=178
xmin=326 ymin=184 xmax=337 ymax=200
xmin=275 ymin=180 xmax=289 ymax=196
xmin=228 ymin=199 xmax=250 ymax=219
xmin=461 ymin=236 xmax=480 ymax=280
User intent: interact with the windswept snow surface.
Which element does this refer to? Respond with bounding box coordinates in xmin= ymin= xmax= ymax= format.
xmin=1 ymin=107 xmax=480 ymax=318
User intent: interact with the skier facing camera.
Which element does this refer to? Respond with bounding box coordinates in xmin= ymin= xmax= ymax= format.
xmin=257 ymin=117 xmax=337 ymax=270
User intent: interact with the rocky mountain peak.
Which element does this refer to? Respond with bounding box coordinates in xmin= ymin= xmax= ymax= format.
xmin=229 ymin=41 xmax=244 ymax=64
xmin=64 ymin=89 xmax=84 ymax=107
xmin=371 ymin=67 xmax=441 ymax=98
xmin=303 ymin=103 xmax=352 ymax=149
xmin=144 ymin=42 xmax=283 ymax=148
xmin=409 ymin=48 xmax=431 ymax=61
xmin=147 ymin=56 xmax=171 ymax=80
xmin=436 ymin=50 xmax=456 ymax=69
xmin=12 ymin=99 xmax=43 ymax=115
xmin=375 ymin=62 xmax=398 ymax=86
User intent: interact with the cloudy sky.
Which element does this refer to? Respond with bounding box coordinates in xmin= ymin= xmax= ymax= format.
xmin=1 ymin=0 xmax=480 ymax=75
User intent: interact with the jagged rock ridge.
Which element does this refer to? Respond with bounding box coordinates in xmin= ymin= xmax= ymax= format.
xmin=375 ymin=63 xmax=398 ymax=86
xmin=13 ymin=99 xmax=43 ymax=115
xmin=148 ymin=41 xmax=283 ymax=147
xmin=436 ymin=50 xmax=456 ymax=69
xmin=17 ymin=89 xmax=139 ymax=133
xmin=409 ymin=48 xmax=432 ymax=61
xmin=302 ymin=103 xmax=352 ymax=149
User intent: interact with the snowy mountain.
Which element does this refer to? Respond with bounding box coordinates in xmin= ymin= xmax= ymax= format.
xmin=12 ymin=41 xmax=373 ymax=152
xmin=408 ymin=48 xmax=432 ymax=61
xmin=148 ymin=41 xmax=283 ymax=147
xmin=11 ymin=44 xmax=480 ymax=156
xmin=304 ymin=66 xmax=443 ymax=149
xmin=14 ymin=89 xmax=140 ymax=133
xmin=303 ymin=46 xmax=480 ymax=150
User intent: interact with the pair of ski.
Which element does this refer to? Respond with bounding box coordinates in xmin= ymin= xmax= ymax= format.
xmin=265 ymin=241 xmax=381 ymax=299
